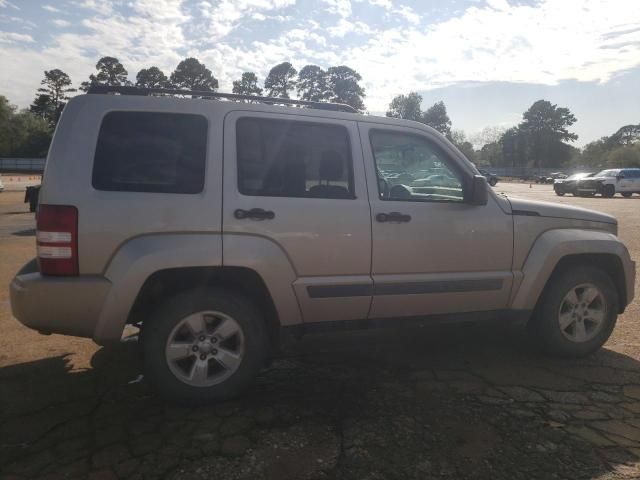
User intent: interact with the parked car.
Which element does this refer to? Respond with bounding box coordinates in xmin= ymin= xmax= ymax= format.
xmin=10 ymin=87 xmax=636 ymax=404
xmin=478 ymin=169 xmax=499 ymax=186
xmin=537 ymin=172 xmax=567 ymax=184
xmin=0 ymin=174 xmax=4 ymax=193
xmin=24 ymin=185 xmax=41 ymax=212
xmin=577 ymin=168 xmax=640 ymax=197
xmin=553 ymin=173 xmax=594 ymax=196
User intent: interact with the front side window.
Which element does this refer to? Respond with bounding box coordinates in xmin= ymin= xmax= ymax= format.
xmin=595 ymin=169 xmax=619 ymax=178
xmin=236 ymin=117 xmax=354 ymax=199
xmin=93 ymin=112 xmax=207 ymax=193
xmin=370 ymin=130 xmax=464 ymax=202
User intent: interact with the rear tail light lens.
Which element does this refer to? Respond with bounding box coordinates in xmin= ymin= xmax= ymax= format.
xmin=36 ymin=205 xmax=78 ymax=276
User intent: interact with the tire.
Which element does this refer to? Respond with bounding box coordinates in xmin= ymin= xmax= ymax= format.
xmin=622 ymin=192 xmax=632 ymax=198
xmin=488 ymin=178 xmax=497 ymax=187
xmin=603 ymin=184 xmax=615 ymax=198
xmin=555 ymin=187 xmax=565 ymax=196
xmin=529 ymin=265 xmax=618 ymax=357
xmin=142 ymin=288 xmax=269 ymax=405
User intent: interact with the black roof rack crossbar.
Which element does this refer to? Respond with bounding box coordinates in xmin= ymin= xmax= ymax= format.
xmin=86 ymin=85 xmax=358 ymax=113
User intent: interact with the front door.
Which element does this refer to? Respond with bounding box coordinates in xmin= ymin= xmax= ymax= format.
xmin=223 ymin=112 xmax=372 ymax=323
xmin=359 ymin=123 xmax=514 ymax=319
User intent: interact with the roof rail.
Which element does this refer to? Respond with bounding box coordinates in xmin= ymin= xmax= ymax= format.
xmin=86 ymin=85 xmax=359 ymax=113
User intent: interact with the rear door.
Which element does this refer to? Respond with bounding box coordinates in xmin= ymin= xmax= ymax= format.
xmin=223 ymin=111 xmax=372 ymax=324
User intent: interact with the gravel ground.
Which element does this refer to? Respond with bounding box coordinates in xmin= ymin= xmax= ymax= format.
xmin=1 ymin=184 xmax=640 ymax=480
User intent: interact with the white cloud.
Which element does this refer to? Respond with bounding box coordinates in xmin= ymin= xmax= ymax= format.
xmin=322 ymin=0 xmax=352 ymax=18
xmin=0 ymin=0 xmax=19 ymax=9
xmin=0 ymin=31 xmax=34 ymax=43
xmin=1 ymin=0 xmax=640 ymax=117
xmin=52 ymin=19 xmax=71 ymax=28
xmin=42 ymin=4 xmax=61 ymax=13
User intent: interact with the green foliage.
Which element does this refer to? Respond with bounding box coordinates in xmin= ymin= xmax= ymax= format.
xmin=326 ymin=66 xmax=365 ymax=111
xmin=30 ymin=69 xmax=75 ymax=127
xmin=450 ymin=130 xmax=476 ymax=162
xmin=170 ymin=58 xmax=218 ymax=92
xmin=579 ymin=123 xmax=639 ymax=169
xmin=422 ymin=101 xmax=452 ymax=138
xmin=232 ymin=72 xmax=263 ymax=97
xmin=608 ymin=144 xmax=640 ymax=167
xmin=264 ymin=62 xmax=297 ymax=98
xmin=0 ymin=95 xmax=52 ymax=157
xmin=136 ymin=66 xmax=169 ymax=88
xmin=386 ymin=92 xmax=423 ymax=121
xmin=80 ymin=56 xmax=131 ymax=92
xmin=297 ymin=65 xmax=329 ymax=102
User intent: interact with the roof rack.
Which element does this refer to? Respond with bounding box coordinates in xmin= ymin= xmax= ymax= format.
xmin=87 ymin=85 xmax=358 ymax=113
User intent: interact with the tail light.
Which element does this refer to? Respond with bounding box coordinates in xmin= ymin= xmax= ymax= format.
xmin=36 ymin=205 xmax=79 ymax=276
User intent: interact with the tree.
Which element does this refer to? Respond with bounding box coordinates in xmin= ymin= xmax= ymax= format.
xmin=232 ymin=72 xmax=263 ymax=97
xmin=136 ymin=66 xmax=169 ymax=88
xmin=80 ymin=56 xmax=131 ymax=91
xmin=327 ymin=66 xmax=365 ymax=112
xmin=609 ymin=124 xmax=640 ymax=146
xmin=450 ymin=130 xmax=476 ymax=162
xmin=170 ymin=58 xmax=218 ymax=92
xmin=29 ymin=94 xmax=55 ymax=122
xmin=386 ymin=92 xmax=422 ymax=121
xmin=422 ymin=101 xmax=451 ymax=137
xmin=0 ymin=95 xmax=52 ymax=157
xmin=297 ymin=65 xmax=329 ymax=102
xmin=518 ymin=99 xmax=577 ymax=168
xmin=264 ymin=62 xmax=297 ymax=98
xmin=30 ymin=69 xmax=75 ymax=126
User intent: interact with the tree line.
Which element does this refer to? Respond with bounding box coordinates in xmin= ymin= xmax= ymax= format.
xmin=1 ymin=55 xmax=638 ymax=169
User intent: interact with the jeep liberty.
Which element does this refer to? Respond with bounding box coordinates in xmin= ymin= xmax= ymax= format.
xmin=10 ymin=87 xmax=636 ymax=404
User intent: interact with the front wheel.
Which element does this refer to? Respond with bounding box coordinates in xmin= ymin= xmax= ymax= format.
xmin=603 ymin=184 xmax=615 ymax=198
xmin=529 ymin=266 xmax=618 ymax=357
xmin=555 ymin=187 xmax=565 ymax=196
xmin=142 ymin=288 xmax=269 ymax=405
xmin=488 ymin=178 xmax=498 ymax=187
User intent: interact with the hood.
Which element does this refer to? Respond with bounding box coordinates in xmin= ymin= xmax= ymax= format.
xmin=507 ymin=197 xmax=616 ymax=225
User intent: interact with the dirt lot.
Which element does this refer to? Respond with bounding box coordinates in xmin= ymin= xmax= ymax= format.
xmin=1 ymin=184 xmax=640 ymax=480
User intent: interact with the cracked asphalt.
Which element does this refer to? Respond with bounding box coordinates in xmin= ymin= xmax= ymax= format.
xmin=1 ymin=183 xmax=640 ymax=480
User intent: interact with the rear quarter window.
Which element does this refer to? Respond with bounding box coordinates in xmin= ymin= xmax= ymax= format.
xmin=92 ymin=111 xmax=207 ymax=193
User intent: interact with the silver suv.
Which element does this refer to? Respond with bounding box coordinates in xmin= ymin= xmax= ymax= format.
xmin=10 ymin=88 xmax=636 ymax=404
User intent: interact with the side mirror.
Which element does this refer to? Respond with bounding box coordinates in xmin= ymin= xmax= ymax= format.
xmin=469 ymin=175 xmax=488 ymax=205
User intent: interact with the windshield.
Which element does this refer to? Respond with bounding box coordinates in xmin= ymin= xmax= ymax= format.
xmin=594 ymin=169 xmax=619 ymax=177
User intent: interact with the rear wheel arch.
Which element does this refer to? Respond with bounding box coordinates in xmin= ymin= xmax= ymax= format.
xmin=131 ymin=266 xmax=281 ymax=349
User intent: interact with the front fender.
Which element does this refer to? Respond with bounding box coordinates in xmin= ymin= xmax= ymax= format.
xmin=94 ymin=234 xmax=223 ymax=343
xmin=510 ymin=229 xmax=635 ymax=311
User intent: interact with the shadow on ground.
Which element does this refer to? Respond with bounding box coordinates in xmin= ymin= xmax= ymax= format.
xmin=1 ymin=322 xmax=640 ymax=479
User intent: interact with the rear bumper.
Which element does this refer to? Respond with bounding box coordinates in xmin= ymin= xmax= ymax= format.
xmin=10 ymin=259 xmax=111 ymax=340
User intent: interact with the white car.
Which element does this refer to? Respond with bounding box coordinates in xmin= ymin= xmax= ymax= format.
xmin=577 ymin=168 xmax=640 ymax=198
xmin=0 ymin=175 xmax=4 ymax=193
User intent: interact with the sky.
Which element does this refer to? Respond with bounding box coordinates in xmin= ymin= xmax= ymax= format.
xmin=0 ymin=0 xmax=639 ymax=146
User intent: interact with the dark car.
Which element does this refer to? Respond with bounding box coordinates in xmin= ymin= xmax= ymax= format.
xmin=553 ymin=173 xmax=594 ymax=196
xmin=24 ymin=185 xmax=41 ymax=212
xmin=478 ymin=169 xmax=499 ymax=186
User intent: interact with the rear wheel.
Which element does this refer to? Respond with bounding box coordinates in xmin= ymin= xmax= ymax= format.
xmin=488 ymin=178 xmax=498 ymax=187
xmin=603 ymin=184 xmax=615 ymax=198
xmin=142 ymin=288 xmax=269 ymax=405
xmin=529 ymin=266 xmax=618 ymax=357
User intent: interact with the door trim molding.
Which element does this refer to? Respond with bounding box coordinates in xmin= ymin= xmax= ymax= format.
xmin=307 ymin=278 xmax=503 ymax=298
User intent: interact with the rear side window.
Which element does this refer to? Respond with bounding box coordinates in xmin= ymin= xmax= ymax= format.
xmin=93 ymin=112 xmax=207 ymax=193
xmin=236 ymin=117 xmax=354 ymax=199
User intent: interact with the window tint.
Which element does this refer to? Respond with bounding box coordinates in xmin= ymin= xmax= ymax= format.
xmin=93 ymin=112 xmax=207 ymax=193
xmin=623 ymin=169 xmax=640 ymax=178
xmin=236 ymin=118 xmax=354 ymax=199
xmin=370 ymin=130 xmax=464 ymax=202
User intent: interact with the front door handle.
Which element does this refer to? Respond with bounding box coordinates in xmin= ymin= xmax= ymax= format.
xmin=234 ymin=208 xmax=275 ymax=220
xmin=376 ymin=212 xmax=411 ymax=223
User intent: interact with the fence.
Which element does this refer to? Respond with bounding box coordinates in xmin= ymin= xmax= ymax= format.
xmin=0 ymin=158 xmax=46 ymax=174
xmin=486 ymin=166 xmax=593 ymax=178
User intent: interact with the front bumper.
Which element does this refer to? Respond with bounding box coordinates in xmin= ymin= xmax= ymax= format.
xmin=10 ymin=259 xmax=111 ymax=339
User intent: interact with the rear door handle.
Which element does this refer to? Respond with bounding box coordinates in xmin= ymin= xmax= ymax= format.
xmin=234 ymin=208 xmax=275 ymax=220
xmin=376 ymin=212 xmax=411 ymax=223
